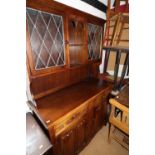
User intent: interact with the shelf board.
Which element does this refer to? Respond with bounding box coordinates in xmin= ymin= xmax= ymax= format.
xmin=70 ymin=63 xmax=82 ymax=68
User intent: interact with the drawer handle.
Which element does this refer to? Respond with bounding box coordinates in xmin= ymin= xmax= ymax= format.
xmin=46 ymin=120 xmax=51 ymax=124
xmin=66 ymin=130 xmax=73 ymax=137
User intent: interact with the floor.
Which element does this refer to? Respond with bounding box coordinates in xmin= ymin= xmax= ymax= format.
xmin=79 ymin=124 xmax=129 ymax=155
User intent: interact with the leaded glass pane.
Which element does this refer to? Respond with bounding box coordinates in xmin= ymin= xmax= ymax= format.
xmin=26 ymin=8 xmax=65 ymax=70
xmin=88 ymin=23 xmax=102 ymax=60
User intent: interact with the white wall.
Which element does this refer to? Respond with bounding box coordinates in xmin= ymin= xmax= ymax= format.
xmin=54 ymin=0 xmax=106 ymax=20
xmin=98 ymin=0 xmax=115 ymax=7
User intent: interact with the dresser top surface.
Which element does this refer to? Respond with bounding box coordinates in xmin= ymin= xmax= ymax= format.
xmin=33 ymin=78 xmax=112 ymax=127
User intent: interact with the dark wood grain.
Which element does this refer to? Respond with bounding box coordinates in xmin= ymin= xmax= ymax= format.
xmin=30 ymin=65 xmax=89 ymax=99
xmin=60 ymin=129 xmax=75 ymax=155
xmin=27 ymin=78 xmax=113 ymax=155
xmin=26 ymin=1 xmax=111 ymax=154
xmin=30 ymin=78 xmax=112 ymax=155
xmin=26 ymin=0 xmax=106 ymax=100
xmin=35 ymin=78 xmax=111 ymax=124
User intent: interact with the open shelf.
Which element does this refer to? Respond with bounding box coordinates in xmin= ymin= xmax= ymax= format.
xmin=68 ymin=18 xmax=85 ymax=67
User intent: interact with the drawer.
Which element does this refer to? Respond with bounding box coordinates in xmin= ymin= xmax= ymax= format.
xmin=54 ymin=105 xmax=87 ymax=136
xmin=88 ymin=91 xmax=110 ymax=110
xmin=88 ymin=95 xmax=103 ymax=110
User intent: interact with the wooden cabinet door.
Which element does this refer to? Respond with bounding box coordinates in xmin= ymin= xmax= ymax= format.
xmin=88 ymin=23 xmax=103 ymax=60
xmin=75 ymin=119 xmax=86 ymax=154
xmin=26 ymin=8 xmax=66 ymax=73
xmin=85 ymin=108 xmax=95 ymax=143
xmin=94 ymin=103 xmax=103 ymax=133
xmin=60 ymin=129 xmax=75 ymax=155
xmin=86 ymin=102 xmax=104 ymax=143
xmin=54 ymin=138 xmax=61 ymax=155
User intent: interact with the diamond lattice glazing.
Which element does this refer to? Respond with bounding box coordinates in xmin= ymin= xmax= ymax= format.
xmin=26 ymin=8 xmax=65 ymax=70
xmin=88 ymin=23 xmax=102 ymax=60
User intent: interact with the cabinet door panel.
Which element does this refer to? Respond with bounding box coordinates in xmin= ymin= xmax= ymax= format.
xmin=75 ymin=119 xmax=86 ymax=154
xmin=61 ymin=130 xmax=75 ymax=155
xmin=88 ymin=23 xmax=102 ymax=60
xmin=54 ymin=138 xmax=62 ymax=155
xmin=86 ymin=109 xmax=95 ymax=142
xmin=26 ymin=8 xmax=65 ymax=70
xmin=86 ymin=102 xmax=104 ymax=143
xmin=94 ymin=104 xmax=103 ymax=133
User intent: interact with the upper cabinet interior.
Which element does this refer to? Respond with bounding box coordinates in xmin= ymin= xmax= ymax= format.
xmin=68 ymin=17 xmax=85 ymax=67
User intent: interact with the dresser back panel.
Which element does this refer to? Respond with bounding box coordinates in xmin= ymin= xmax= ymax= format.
xmin=30 ymin=65 xmax=89 ymax=99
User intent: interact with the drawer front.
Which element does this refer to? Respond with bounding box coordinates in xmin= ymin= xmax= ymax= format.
xmin=88 ymin=95 xmax=103 ymax=110
xmin=88 ymin=91 xmax=109 ymax=110
xmin=54 ymin=105 xmax=87 ymax=136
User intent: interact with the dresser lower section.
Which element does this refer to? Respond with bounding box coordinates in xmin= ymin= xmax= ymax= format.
xmin=48 ymin=92 xmax=109 ymax=155
xmin=29 ymin=78 xmax=113 ymax=155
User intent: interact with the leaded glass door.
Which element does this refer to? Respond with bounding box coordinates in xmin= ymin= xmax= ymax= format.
xmin=26 ymin=8 xmax=65 ymax=70
xmin=88 ymin=23 xmax=103 ymax=60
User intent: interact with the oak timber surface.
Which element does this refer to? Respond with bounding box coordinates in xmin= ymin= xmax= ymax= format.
xmin=35 ymin=78 xmax=112 ymax=126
